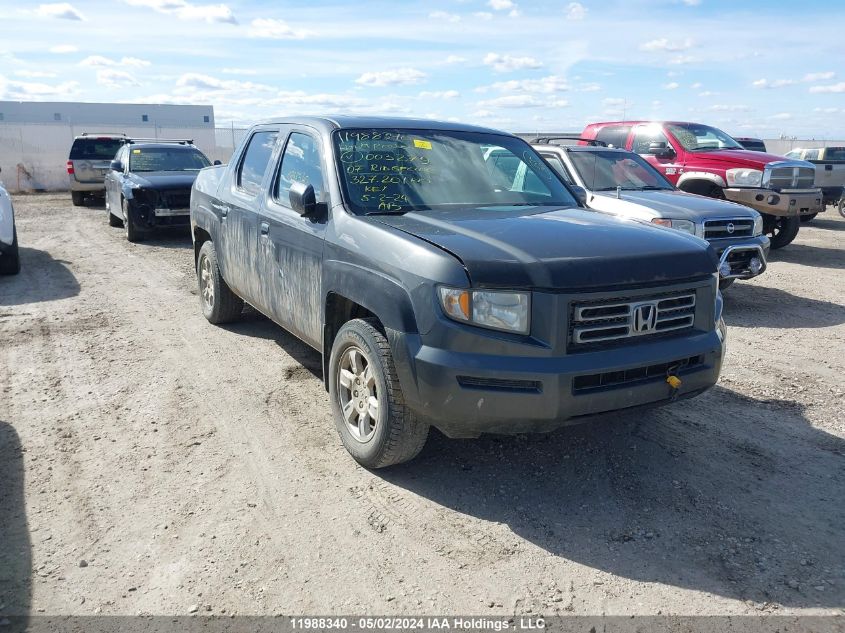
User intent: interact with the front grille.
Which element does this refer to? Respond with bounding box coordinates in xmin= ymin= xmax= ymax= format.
xmin=160 ymin=190 xmax=191 ymax=209
xmin=570 ymin=290 xmax=696 ymax=349
xmin=704 ymin=218 xmax=754 ymax=240
xmin=766 ymin=165 xmax=815 ymax=190
xmin=572 ymin=355 xmax=704 ymax=393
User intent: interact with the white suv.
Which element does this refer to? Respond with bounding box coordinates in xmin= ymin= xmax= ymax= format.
xmin=0 ymin=167 xmax=20 ymax=275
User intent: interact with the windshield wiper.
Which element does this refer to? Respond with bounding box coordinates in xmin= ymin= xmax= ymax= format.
xmin=635 ymin=185 xmax=670 ymax=190
xmin=365 ymin=210 xmax=411 ymax=216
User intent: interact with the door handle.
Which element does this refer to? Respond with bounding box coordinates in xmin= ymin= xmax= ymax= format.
xmin=211 ymin=202 xmax=229 ymax=217
xmin=260 ymin=221 xmax=270 ymax=236
xmin=825 ymin=164 xmax=833 ymax=171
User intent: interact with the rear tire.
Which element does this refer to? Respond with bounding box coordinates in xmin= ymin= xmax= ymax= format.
xmin=0 ymin=228 xmax=20 ymax=275
xmin=800 ymin=213 xmax=818 ymax=223
xmin=197 ymin=240 xmax=243 ymax=324
xmin=765 ymin=215 xmax=800 ymax=249
xmin=329 ymin=318 xmax=429 ymax=468
xmin=71 ymin=192 xmax=85 ymax=207
xmin=838 ymin=198 xmax=845 ymax=219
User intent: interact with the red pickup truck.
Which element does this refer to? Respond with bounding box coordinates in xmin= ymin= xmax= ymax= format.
xmin=580 ymin=121 xmax=823 ymax=248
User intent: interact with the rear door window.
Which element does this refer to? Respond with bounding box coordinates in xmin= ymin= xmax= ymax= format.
xmin=540 ymin=154 xmax=574 ymax=184
xmin=825 ymin=147 xmax=845 ymax=160
xmin=238 ymin=131 xmax=279 ymax=196
xmin=70 ymin=138 xmax=125 ymax=160
xmin=594 ymin=126 xmax=631 ymax=149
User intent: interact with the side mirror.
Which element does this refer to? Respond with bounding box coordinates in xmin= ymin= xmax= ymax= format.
xmin=213 ymin=160 xmax=222 ymax=166
xmin=570 ymin=185 xmax=588 ymax=207
xmin=289 ymin=181 xmax=317 ymax=217
xmin=110 ymin=160 xmax=123 ymax=172
xmin=648 ymin=142 xmax=675 ymax=158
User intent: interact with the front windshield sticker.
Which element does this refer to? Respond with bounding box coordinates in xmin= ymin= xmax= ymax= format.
xmin=132 ymin=149 xmax=141 ymax=154
xmin=413 ymin=139 xmax=432 ymax=150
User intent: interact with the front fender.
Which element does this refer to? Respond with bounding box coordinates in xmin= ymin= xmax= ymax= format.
xmin=677 ymin=171 xmax=727 ymax=190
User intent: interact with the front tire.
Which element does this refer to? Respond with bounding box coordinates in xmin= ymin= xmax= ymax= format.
xmin=197 ymin=240 xmax=243 ymax=324
xmin=838 ymin=198 xmax=845 ymax=219
xmin=122 ymin=199 xmax=144 ymax=243
xmin=71 ymin=191 xmax=85 ymax=207
xmin=329 ymin=318 xmax=429 ymax=468
xmin=0 ymin=228 xmax=20 ymax=275
xmin=765 ymin=215 xmax=800 ymax=249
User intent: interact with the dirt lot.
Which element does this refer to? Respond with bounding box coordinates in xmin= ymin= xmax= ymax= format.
xmin=1 ymin=193 xmax=843 ymax=618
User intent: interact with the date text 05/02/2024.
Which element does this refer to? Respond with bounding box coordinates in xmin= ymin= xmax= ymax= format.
xmin=290 ymin=617 xmax=546 ymax=631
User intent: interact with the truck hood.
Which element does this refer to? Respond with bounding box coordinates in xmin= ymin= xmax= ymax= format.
xmin=127 ymin=171 xmax=200 ymax=190
xmin=591 ymin=189 xmax=756 ymax=222
xmin=372 ymin=206 xmax=717 ymax=290
xmin=689 ymin=149 xmax=796 ymax=169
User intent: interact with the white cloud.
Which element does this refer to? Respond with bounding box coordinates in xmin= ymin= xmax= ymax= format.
xmin=97 ymin=69 xmax=141 ymax=89
xmin=14 ymin=70 xmax=57 ymax=78
xmin=486 ymin=75 xmax=568 ymax=93
xmin=752 ymin=78 xmax=794 ymax=89
xmin=355 ymin=68 xmax=427 ymax=87
xmin=478 ymin=95 xmax=567 ymax=108
xmin=813 ymin=107 xmax=841 ymax=114
xmin=473 ymin=12 xmax=493 ymax=20
xmin=221 ymin=68 xmax=259 ymax=75
xmin=445 ymin=55 xmax=467 ymax=64
xmin=698 ymin=90 xmax=717 ymax=97
xmin=707 ymin=104 xmax=751 ymax=112
xmin=663 ymin=82 xmax=680 ymax=90
xmin=36 ymin=3 xmax=84 ymax=20
xmin=483 ymin=52 xmax=542 ymax=72
xmin=124 ymin=0 xmax=236 ymax=24
xmin=429 ymin=10 xmax=461 ymax=22
xmin=80 ymin=55 xmax=152 ymax=68
xmin=640 ymin=38 xmax=694 ymax=52
xmin=419 ymin=90 xmax=460 ymax=99
xmin=690 ymin=82 xmax=702 ymax=89
xmin=248 ymin=18 xmax=308 ymax=39
xmin=577 ymin=83 xmax=601 ymax=92
xmin=565 ymin=2 xmax=587 ymax=20
xmin=49 ymin=44 xmax=78 ymax=54
xmin=668 ymin=54 xmax=698 ymax=65
xmin=681 ymin=0 xmax=701 ymax=5
xmin=0 ymin=75 xmax=80 ymax=100
xmin=488 ymin=0 xmax=515 ymax=9
xmin=803 ymin=71 xmax=835 ymax=82
xmin=809 ymin=82 xmax=845 ymax=93
xmin=770 ymin=112 xmax=792 ymax=120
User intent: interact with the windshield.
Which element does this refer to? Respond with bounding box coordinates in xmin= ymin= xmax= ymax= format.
xmin=129 ymin=147 xmax=211 ymax=172
xmin=334 ymin=129 xmax=576 ymax=214
xmin=667 ymin=123 xmax=744 ymax=151
xmin=70 ymin=138 xmax=125 ymax=160
xmin=568 ymin=150 xmax=674 ymax=191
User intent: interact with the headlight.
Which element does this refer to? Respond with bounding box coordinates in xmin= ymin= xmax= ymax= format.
xmin=438 ymin=287 xmax=530 ymax=334
xmin=752 ymin=213 xmax=763 ymax=236
xmin=725 ymin=168 xmax=763 ymax=187
xmin=651 ymin=218 xmax=697 ymax=235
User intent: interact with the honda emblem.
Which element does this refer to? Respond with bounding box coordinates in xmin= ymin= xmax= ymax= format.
xmin=632 ymin=302 xmax=659 ymax=334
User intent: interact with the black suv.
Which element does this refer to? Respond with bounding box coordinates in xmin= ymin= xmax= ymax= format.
xmin=190 ymin=116 xmax=726 ymax=467
xmin=104 ymin=140 xmax=212 ymax=242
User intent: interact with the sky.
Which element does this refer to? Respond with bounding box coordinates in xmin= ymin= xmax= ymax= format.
xmin=1 ymin=0 xmax=844 ymax=137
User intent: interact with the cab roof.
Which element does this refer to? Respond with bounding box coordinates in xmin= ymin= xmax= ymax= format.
xmin=255 ymin=115 xmax=507 ymax=136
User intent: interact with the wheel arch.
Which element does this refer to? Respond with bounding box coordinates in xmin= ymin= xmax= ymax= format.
xmin=677 ymin=172 xmax=727 ymax=196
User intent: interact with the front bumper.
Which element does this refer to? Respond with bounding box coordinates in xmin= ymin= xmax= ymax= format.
xmin=126 ymin=197 xmax=191 ymax=230
xmin=724 ymin=187 xmax=823 ymax=218
xmin=391 ymin=328 xmax=724 ymax=438
xmin=708 ymin=235 xmax=769 ymax=280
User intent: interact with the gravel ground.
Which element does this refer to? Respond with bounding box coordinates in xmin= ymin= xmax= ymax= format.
xmin=0 ymin=194 xmax=843 ymax=618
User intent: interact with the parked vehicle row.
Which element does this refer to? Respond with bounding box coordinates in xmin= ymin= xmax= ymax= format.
xmin=0 ymin=167 xmax=21 ymax=276
xmin=528 ymin=138 xmax=768 ymax=290
xmin=189 ymin=116 xmax=727 ymax=467
xmin=580 ymin=120 xmax=823 ymax=248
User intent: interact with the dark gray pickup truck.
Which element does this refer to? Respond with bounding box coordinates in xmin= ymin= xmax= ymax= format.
xmin=190 ymin=116 xmax=726 ymax=467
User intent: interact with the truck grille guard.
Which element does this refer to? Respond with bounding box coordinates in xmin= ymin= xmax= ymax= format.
xmin=717 ymin=244 xmax=767 ymax=280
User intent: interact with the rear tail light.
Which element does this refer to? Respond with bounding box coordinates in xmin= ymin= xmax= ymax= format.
xmin=66 ymin=160 xmax=74 ymax=175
